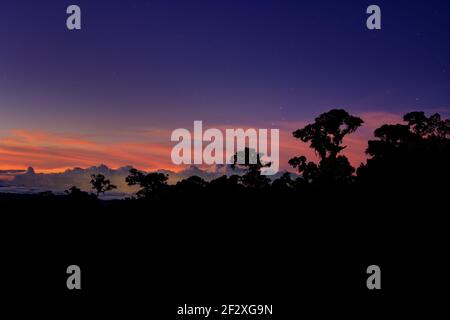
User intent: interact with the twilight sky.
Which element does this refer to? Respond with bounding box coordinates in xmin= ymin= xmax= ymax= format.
xmin=0 ymin=0 xmax=449 ymax=172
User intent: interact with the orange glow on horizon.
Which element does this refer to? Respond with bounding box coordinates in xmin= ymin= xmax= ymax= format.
xmin=0 ymin=112 xmax=402 ymax=174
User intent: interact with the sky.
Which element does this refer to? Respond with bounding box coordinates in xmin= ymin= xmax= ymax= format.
xmin=0 ymin=0 xmax=449 ymax=172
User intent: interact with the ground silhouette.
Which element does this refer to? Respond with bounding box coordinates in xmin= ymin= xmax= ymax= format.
xmin=1 ymin=109 xmax=448 ymax=309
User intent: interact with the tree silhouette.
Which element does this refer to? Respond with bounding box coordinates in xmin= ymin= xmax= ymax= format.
xmin=292 ymin=109 xmax=363 ymax=159
xmin=90 ymin=174 xmax=117 ymax=197
xmin=364 ymin=112 xmax=450 ymax=162
xmin=208 ymin=174 xmax=242 ymax=192
xmin=288 ymin=156 xmax=319 ymax=183
xmin=289 ymin=109 xmax=363 ymax=185
xmin=231 ymin=147 xmax=271 ymax=188
xmin=271 ymin=172 xmax=294 ymax=191
xmin=125 ymin=168 xmax=168 ymax=199
xmin=175 ymin=175 xmax=208 ymax=193
xmin=64 ymin=186 xmax=95 ymax=201
xmin=357 ymin=111 xmax=450 ymax=193
xmin=65 ymin=186 xmax=84 ymax=196
xmin=403 ymin=111 xmax=450 ymax=139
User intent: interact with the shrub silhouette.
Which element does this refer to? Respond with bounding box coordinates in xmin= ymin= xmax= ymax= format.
xmin=65 ymin=186 xmax=85 ymax=196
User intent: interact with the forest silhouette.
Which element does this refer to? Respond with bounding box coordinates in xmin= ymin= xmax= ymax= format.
xmin=2 ymin=108 xmax=449 ymax=208
xmin=3 ymin=108 xmax=448 ymax=303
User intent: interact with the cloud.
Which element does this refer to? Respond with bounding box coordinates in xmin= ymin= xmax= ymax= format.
xmin=0 ymin=129 xmax=177 ymax=172
xmin=0 ymin=111 xmax=404 ymax=173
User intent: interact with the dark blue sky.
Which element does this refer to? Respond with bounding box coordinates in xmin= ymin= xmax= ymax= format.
xmin=0 ymin=0 xmax=449 ymax=170
xmin=1 ymin=0 xmax=449 ymax=128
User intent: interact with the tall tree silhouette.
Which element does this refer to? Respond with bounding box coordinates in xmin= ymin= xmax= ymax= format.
xmin=125 ymin=168 xmax=168 ymax=199
xmin=90 ymin=174 xmax=117 ymax=197
xmin=231 ymin=147 xmax=271 ymax=188
xmin=289 ymin=109 xmax=363 ymax=185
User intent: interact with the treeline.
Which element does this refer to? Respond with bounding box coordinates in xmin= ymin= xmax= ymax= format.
xmin=63 ymin=109 xmax=450 ymax=201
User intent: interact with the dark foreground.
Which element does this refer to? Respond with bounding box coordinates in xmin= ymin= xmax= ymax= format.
xmin=1 ymin=184 xmax=447 ymax=318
